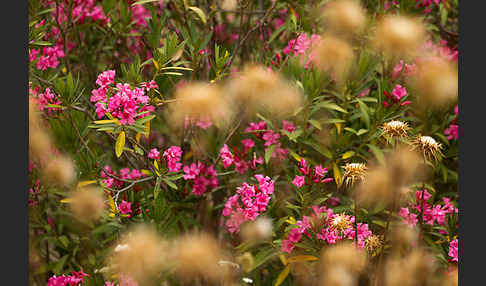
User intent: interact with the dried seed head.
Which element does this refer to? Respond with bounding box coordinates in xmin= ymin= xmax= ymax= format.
xmin=412 ymin=135 xmax=443 ymax=162
xmin=240 ymin=217 xmax=273 ymax=244
xmin=322 ymin=0 xmax=367 ymax=36
xmin=320 ymin=242 xmax=367 ymax=276
xmin=342 ymin=163 xmax=367 ymax=187
xmin=108 ymin=225 xmax=168 ymax=284
xmin=170 ymin=82 xmax=234 ymax=129
xmin=410 ymin=57 xmax=458 ymax=107
xmin=381 ymin=120 xmax=409 ymax=142
xmin=314 ymin=35 xmax=355 ymax=82
xmin=69 ymin=187 xmax=105 ymax=223
xmin=173 ymin=232 xmax=232 ymax=283
xmin=43 ymin=156 xmax=76 ymax=186
xmin=364 ymin=235 xmax=382 ymax=255
xmin=372 ymin=15 xmax=426 ymax=59
xmin=330 ymin=214 xmax=352 ymax=233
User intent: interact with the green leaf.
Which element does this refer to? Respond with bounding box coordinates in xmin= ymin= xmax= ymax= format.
xmin=58 ymin=235 xmax=69 ymax=248
xmin=265 ymin=144 xmax=276 ymax=164
xmin=131 ymin=0 xmax=158 ymax=5
xmin=134 ymin=145 xmax=144 ymax=155
xmin=162 ymin=177 xmax=178 ymax=190
xmin=275 ymin=265 xmax=291 ymax=286
xmin=308 ymin=119 xmax=322 ymax=130
xmin=356 ymin=129 xmax=368 ymax=136
xmin=367 ymin=144 xmax=385 ymax=165
xmin=115 ymin=131 xmax=126 ymax=158
xmin=187 ymin=6 xmax=207 ymax=24
xmin=315 ymin=101 xmax=348 ymax=113
xmin=357 ymin=99 xmax=370 ymax=128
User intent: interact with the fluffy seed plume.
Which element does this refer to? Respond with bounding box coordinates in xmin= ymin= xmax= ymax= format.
xmin=172 ymin=232 xmax=233 ymax=283
xmin=354 ymin=165 xmax=394 ymax=207
xmin=319 ymin=242 xmax=367 ymax=286
xmin=107 ymin=225 xmax=168 ymax=285
xmin=389 ymin=222 xmax=419 ymax=252
xmin=68 ymin=187 xmax=105 ymax=223
xmin=240 ymin=217 xmax=273 ymax=244
xmin=342 ymin=163 xmax=367 ymax=187
xmin=410 ymin=57 xmax=458 ymax=107
xmin=372 ymin=15 xmax=426 ymax=59
xmin=411 ymin=135 xmax=443 ymax=162
xmin=384 ymin=249 xmax=436 ymax=286
xmin=43 ymin=155 xmax=76 ymax=186
xmin=29 ymin=128 xmax=53 ymax=160
xmin=381 ymin=120 xmax=409 ymax=142
xmin=169 ymin=81 xmax=234 ymax=129
xmin=314 ymin=35 xmax=355 ymax=83
xmin=227 ymin=64 xmax=303 ymax=117
xmin=442 ymin=268 xmax=458 ymax=286
xmin=322 ymin=0 xmax=367 ymax=36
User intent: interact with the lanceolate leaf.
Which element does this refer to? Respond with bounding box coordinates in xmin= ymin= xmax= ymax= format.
xmin=115 ymin=131 xmax=126 ymax=158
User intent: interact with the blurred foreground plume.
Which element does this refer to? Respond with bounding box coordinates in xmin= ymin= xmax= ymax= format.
xmin=68 ymin=186 xmax=105 ymax=223
xmin=322 ymin=0 xmax=367 ymax=36
xmin=107 ymin=225 xmax=168 ymax=285
xmin=372 ymin=15 xmax=426 ymax=59
xmin=226 ymin=64 xmax=303 ymax=117
xmin=319 ymin=242 xmax=367 ymax=286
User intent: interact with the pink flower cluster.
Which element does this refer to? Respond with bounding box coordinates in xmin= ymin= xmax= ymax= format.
xmin=444 ymin=105 xmax=459 ymax=141
xmin=449 ymin=238 xmax=458 ymax=262
xmin=37 ymin=88 xmax=62 ymax=114
xmin=148 ymin=146 xmax=183 ymax=172
xmin=49 ymin=0 xmax=109 ymax=26
xmin=184 ymin=115 xmax=213 ymax=130
xmin=398 ymin=190 xmax=458 ymax=230
xmin=244 ymin=120 xmax=290 ymax=161
xmin=48 ymin=270 xmax=88 ymax=286
xmin=392 ymin=60 xmax=417 ymax=82
xmin=383 ymin=84 xmax=411 ymax=108
xmin=415 ymin=0 xmax=441 ymax=13
xmin=283 ymin=33 xmax=321 ymax=69
xmin=183 ymin=162 xmax=219 ymax=196
xmin=29 ymin=45 xmax=65 ymax=70
xmin=222 ymin=175 xmax=275 ymax=233
xmin=100 ymin=165 xmax=146 ymax=189
xmin=281 ymin=205 xmax=373 ymax=253
xmin=119 ymin=200 xmax=132 ymax=215
xmin=291 ymin=158 xmax=333 ymax=188
xmin=90 ymin=70 xmax=157 ymax=125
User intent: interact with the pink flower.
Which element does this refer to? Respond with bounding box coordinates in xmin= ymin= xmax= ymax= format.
xmin=292 ymin=175 xmax=305 ymax=187
xmin=96 ymin=70 xmax=115 ymax=88
xmin=454 ymin=105 xmax=458 ymax=116
xmin=357 ymin=88 xmax=370 ymax=98
xmin=219 ymin=144 xmax=234 ymax=168
xmin=119 ymin=200 xmax=132 ymax=215
xmin=183 ymin=163 xmax=200 ymax=180
xmin=148 ymin=148 xmax=160 ymax=160
xmin=281 ymin=239 xmax=295 ymax=253
xmin=241 ymin=139 xmax=255 ymax=151
xmin=282 ymin=120 xmax=296 ymax=133
xmin=163 ymin=146 xmax=183 ymax=172
xmin=262 ymin=131 xmax=280 ymax=146
xmin=195 ymin=117 xmax=213 ymax=129
xmin=444 ymin=124 xmax=458 ymax=141
xmin=288 ymin=228 xmax=303 ymax=243
xmin=449 ymin=239 xmax=458 ymax=262
xmin=391 ymin=84 xmax=407 ymax=101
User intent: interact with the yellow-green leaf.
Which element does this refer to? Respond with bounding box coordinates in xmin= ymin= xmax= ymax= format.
xmin=154 ymin=159 xmax=159 ymax=171
xmin=141 ymin=169 xmax=152 ymax=176
xmin=333 ymin=162 xmax=342 ymax=187
xmin=153 ymin=58 xmax=159 ymax=70
xmin=115 ymin=131 xmax=126 ymax=158
xmin=188 ymin=6 xmax=207 ymax=24
xmin=60 ymin=198 xmax=73 ymax=203
xmin=341 ymin=151 xmax=355 ymax=160
xmin=287 ymin=255 xmax=318 ymax=263
xmin=274 ymin=265 xmax=290 ymax=286
xmin=77 ymin=180 xmax=97 ymax=188
xmin=94 ymin=119 xmax=120 ymax=125
xmin=279 ymin=254 xmax=288 ymax=266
